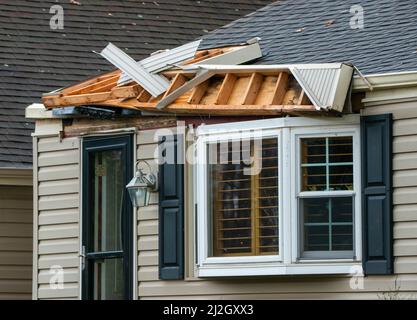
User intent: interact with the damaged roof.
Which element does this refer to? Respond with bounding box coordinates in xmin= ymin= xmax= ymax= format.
xmin=200 ymin=0 xmax=417 ymax=75
xmin=0 ymin=0 xmax=273 ymax=167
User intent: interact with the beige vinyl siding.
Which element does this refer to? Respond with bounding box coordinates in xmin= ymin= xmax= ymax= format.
xmin=35 ymin=136 xmax=80 ymax=300
xmin=136 ymin=129 xmax=160 ymax=294
xmin=135 ymin=103 xmax=417 ymax=299
xmin=0 ymin=185 xmax=32 ymax=299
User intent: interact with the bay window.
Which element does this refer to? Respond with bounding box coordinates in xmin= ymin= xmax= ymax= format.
xmin=195 ymin=116 xmax=361 ymax=277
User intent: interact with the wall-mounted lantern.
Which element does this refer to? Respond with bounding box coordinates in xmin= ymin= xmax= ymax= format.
xmin=126 ymin=160 xmax=158 ymax=208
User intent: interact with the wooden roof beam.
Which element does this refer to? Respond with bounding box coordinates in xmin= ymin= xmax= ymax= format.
xmin=297 ymin=90 xmax=311 ymax=105
xmin=215 ymin=73 xmax=237 ymax=105
xmin=187 ymin=80 xmax=210 ymax=104
xmin=242 ymin=73 xmax=263 ymax=105
xmin=270 ymin=72 xmax=289 ymax=105
xmin=162 ymin=73 xmax=187 ymax=99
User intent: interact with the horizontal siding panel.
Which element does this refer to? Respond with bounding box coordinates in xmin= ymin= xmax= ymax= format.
xmin=0 ymin=265 xmax=32 ymax=280
xmin=394 ymin=221 xmax=417 ymax=239
xmin=38 ymin=164 xmax=79 ymax=182
xmin=38 ymin=238 xmax=79 ymax=255
xmin=38 ymin=194 xmax=78 ymax=211
xmin=0 ymin=279 xmax=31 ymax=293
xmin=394 ymin=204 xmax=417 ymax=222
xmin=0 ymin=199 xmax=32 ymax=210
xmin=0 ymin=210 xmax=32 ymax=224
xmin=38 ymin=179 xmax=79 ymax=196
xmin=394 ymin=187 xmax=417 ymax=205
xmin=395 ymin=239 xmax=417 ymax=256
xmin=138 ymin=235 xmax=158 ymax=251
xmin=393 ymin=169 xmax=417 ymax=188
xmin=393 ymin=118 xmax=417 ymax=136
xmin=0 ymin=252 xmax=32 ymax=266
xmin=137 ymin=220 xmax=158 ymax=236
xmin=39 ymin=208 xmax=79 ymax=226
xmin=363 ymin=102 xmax=417 ymax=120
xmin=38 ymin=283 xmax=79 ymax=299
xmin=394 ymin=136 xmax=417 ymax=154
xmin=0 ymin=237 xmax=32 ymax=252
xmin=39 ymin=223 xmax=78 ymax=240
xmin=38 ymin=149 xmax=79 ymax=167
xmin=0 ymin=224 xmax=32 ymax=238
xmin=137 ymin=144 xmax=158 ymax=160
xmin=138 ymin=266 xmax=158 ymax=281
xmin=0 ymin=186 xmax=32 ymax=199
xmin=137 ymin=130 xmax=158 ymax=145
xmin=38 ymin=137 xmax=79 ymax=153
xmin=138 ymin=275 xmax=417 ymax=297
xmin=38 ymin=267 xmax=79 ymax=284
xmin=137 ymin=205 xmax=158 ymax=221
xmin=38 ymin=253 xmax=79 ymax=269
xmin=394 ymin=152 xmax=417 ymax=170
xmin=139 ymin=274 xmax=417 ymax=298
xmin=395 ymin=257 xmax=417 ymax=274
xmin=138 ymin=251 xmax=158 ymax=267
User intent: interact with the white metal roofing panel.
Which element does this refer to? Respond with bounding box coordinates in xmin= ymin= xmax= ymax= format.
xmin=291 ymin=64 xmax=353 ymax=111
xmin=100 ymin=42 xmax=170 ymax=97
xmin=118 ymin=40 xmax=201 ymax=85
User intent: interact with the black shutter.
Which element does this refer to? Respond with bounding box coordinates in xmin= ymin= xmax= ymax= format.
xmin=158 ymin=134 xmax=184 ymax=279
xmin=361 ymin=114 xmax=393 ymax=275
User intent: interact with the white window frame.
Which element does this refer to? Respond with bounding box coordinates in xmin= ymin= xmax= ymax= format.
xmin=290 ymin=127 xmax=362 ymax=264
xmin=194 ymin=115 xmax=363 ymax=277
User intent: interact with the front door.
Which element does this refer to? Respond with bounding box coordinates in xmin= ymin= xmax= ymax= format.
xmin=82 ymin=135 xmax=133 ymax=300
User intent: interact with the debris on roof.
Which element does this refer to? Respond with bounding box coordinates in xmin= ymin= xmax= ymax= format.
xmin=42 ymin=38 xmax=353 ymax=117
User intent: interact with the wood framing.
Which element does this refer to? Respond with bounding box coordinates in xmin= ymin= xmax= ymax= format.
xmin=41 ymin=51 xmax=354 ymax=117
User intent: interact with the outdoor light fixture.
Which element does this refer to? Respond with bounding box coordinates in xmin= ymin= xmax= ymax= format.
xmin=126 ymin=160 xmax=158 ymax=208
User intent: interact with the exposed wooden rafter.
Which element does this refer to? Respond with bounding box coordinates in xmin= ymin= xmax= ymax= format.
xmin=39 ymin=52 xmax=358 ymax=117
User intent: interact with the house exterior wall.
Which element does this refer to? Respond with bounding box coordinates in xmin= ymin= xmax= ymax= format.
xmin=34 ymin=135 xmax=80 ymax=299
xmin=31 ymin=98 xmax=417 ymax=300
xmin=0 ymin=185 xmax=32 ymax=299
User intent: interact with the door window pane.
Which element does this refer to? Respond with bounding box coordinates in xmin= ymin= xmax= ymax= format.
xmin=93 ymin=258 xmax=124 ymax=300
xmin=90 ymin=150 xmax=124 ymax=252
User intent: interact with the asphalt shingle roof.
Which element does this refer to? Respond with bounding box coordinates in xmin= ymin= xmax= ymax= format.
xmin=201 ymin=0 xmax=417 ymax=75
xmin=0 ymin=0 xmax=273 ymax=167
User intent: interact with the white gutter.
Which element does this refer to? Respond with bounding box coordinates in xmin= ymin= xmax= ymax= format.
xmin=353 ymin=70 xmax=417 ymax=91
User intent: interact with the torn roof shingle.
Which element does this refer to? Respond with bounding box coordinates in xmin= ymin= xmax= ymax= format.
xmin=0 ymin=0 xmax=273 ymax=167
xmin=201 ymin=0 xmax=417 ymax=75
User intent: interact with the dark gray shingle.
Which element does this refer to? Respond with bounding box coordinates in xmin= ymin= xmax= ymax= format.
xmin=0 ymin=0 xmax=273 ymax=167
xmin=201 ymin=0 xmax=417 ymax=75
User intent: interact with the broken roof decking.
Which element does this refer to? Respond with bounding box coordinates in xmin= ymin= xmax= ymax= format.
xmin=42 ymin=47 xmax=353 ymax=117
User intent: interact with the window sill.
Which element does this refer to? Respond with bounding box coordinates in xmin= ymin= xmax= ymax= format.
xmin=197 ymin=262 xmax=363 ymax=277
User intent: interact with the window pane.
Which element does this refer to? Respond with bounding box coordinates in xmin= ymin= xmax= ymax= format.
xmin=301 ymin=197 xmax=353 ymax=255
xmin=301 ymin=136 xmax=353 ymax=192
xmin=303 ymin=198 xmax=329 ymax=223
xmin=332 ymin=225 xmax=353 ymax=251
xmin=301 ymin=138 xmax=326 ymax=164
xmin=302 ymin=166 xmax=326 ymax=191
xmin=93 ymin=258 xmax=124 ymax=300
xmin=329 ymin=137 xmax=353 ymax=163
xmin=304 ymin=225 xmax=329 ymax=251
xmin=329 ymin=165 xmax=353 ymax=190
xmin=209 ymin=138 xmax=279 ymax=257
xmin=90 ymin=150 xmax=123 ymax=252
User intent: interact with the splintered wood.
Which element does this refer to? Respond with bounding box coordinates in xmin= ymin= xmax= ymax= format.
xmin=42 ymin=68 xmax=319 ymax=116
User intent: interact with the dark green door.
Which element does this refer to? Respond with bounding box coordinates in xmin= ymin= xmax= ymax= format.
xmin=82 ymin=135 xmax=133 ymax=300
